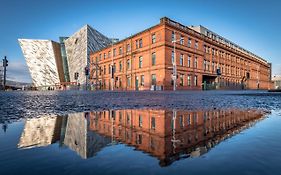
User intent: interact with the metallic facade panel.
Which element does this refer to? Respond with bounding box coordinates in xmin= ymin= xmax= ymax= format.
xmin=18 ymin=39 xmax=64 ymax=87
xmin=65 ymin=25 xmax=111 ymax=85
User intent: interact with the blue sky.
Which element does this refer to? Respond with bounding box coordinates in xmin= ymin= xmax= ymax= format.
xmin=0 ymin=0 xmax=280 ymax=83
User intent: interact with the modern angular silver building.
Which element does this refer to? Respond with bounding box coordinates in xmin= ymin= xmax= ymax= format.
xmin=18 ymin=39 xmax=65 ymax=88
xmin=19 ymin=24 xmax=112 ymax=89
xmin=64 ymin=25 xmax=111 ymax=86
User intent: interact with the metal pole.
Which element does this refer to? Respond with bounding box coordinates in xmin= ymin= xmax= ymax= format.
xmin=111 ymin=39 xmax=114 ymax=91
xmin=172 ymin=31 xmax=177 ymax=91
xmin=3 ymin=56 xmax=7 ymax=91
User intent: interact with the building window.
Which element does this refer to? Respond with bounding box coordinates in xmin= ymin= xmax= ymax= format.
xmin=194 ymin=75 xmax=198 ymax=86
xmin=108 ymin=64 xmax=111 ymax=74
xmin=204 ymin=59 xmax=207 ymax=70
xmin=99 ymin=67 xmax=102 ymax=76
xmin=118 ymin=77 xmax=122 ymax=88
xmin=127 ymin=59 xmax=131 ymax=70
xmin=152 ymin=52 xmax=156 ymax=66
xmin=113 ymin=63 xmax=116 ymax=73
xmin=195 ymin=41 xmax=198 ymax=49
xmin=180 ymin=74 xmax=184 ymax=86
xmin=119 ymin=112 xmax=123 ymax=122
xmin=113 ymin=48 xmax=116 ymax=57
xmin=188 ymin=38 xmax=191 ymax=47
xmin=187 ymin=114 xmax=191 ymax=125
xmin=139 ymin=39 xmax=143 ymax=48
xmin=179 ymin=115 xmax=183 ymax=128
xmin=139 ymin=56 xmax=143 ymax=68
xmin=172 ymin=51 xmax=175 ymax=64
xmin=139 ymin=115 xmax=143 ymax=127
xmin=204 ymin=45 xmax=207 ymax=53
xmin=119 ymin=61 xmax=122 ymax=72
xmin=119 ymin=47 xmax=122 ymax=55
xmin=180 ymin=54 xmax=184 ymax=66
xmin=135 ymin=40 xmax=139 ymax=49
xmin=141 ymin=75 xmax=144 ymax=86
xmin=151 ymin=74 xmax=156 ymax=86
xmin=104 ymin=53 xmax=106 ymax=59
xmin=187 ymin=75 xmax=191 ymax=86
xmin=188 ymin=55 xmax=191 ymax=68
xmin=180 ymin=35 xmax=184 ymax=45
xmin=194 ymin=57 xmax=198 ymax=68
xmin=172 ymin=31 xmax=175 ymax=41
xmin=127 ymin=76 xmax=131 ymax=87
xmin=126 ymin=113 xmax=131 ymax=125
xmin=126 ymin=44 xmax=130 ymax=52
xmin=108 ymin=51 xmax=111 ymax=58
xmin=104 ymin=65 xmax=106 ymax=75
xmin=151 ymin=117 xmax=156 ymax=130
xmin=152 ymin=34 xmax=156 ymax=44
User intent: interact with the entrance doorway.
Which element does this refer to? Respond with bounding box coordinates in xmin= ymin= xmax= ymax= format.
xmin=202 ymin=75 xmax=217 ymax=90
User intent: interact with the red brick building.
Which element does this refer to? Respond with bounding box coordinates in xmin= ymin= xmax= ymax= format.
xmin=90 ymin=17 xmax=272 ymax=90
xmin=89 ymin=109 xmax=264 ymax=166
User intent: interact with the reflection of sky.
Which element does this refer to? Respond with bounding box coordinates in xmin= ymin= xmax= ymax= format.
xmin=0 ymin=0 xmax=281 ymax=83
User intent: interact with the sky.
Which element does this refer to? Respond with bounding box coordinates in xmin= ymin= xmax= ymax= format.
xmin=0 ymin=0 xmax=280 ymax=83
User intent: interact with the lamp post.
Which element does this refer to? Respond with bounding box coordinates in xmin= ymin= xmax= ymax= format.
xmin=171 ymin=31 xmax=183 ymax=91
xmin=3 ymin=56 xmax=8 ymax=91
xmin=111 ymin=39 xmax=114 ymax=91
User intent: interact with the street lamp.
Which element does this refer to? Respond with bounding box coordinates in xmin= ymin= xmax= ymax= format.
xmin=171 ymin=31 xmax=183 ymax=91
xmin=2 ymin=56 xmax=8 ymax=91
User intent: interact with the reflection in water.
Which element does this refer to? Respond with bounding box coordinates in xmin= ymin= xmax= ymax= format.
xmin=18 ymin=109 xmax=266 ymax=166
xmin=2 ymin=122 xmax=8 ymax=133
xmin=18 ymin=115 xmax=62 ymax=149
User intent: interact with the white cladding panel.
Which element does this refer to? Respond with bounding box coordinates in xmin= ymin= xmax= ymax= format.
xmin=19 ymin=39 xmax=60 ymax=87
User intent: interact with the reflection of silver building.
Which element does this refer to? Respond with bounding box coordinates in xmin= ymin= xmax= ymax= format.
xmin=17 ymin=112 xmax=111 ymax=159
xmin=18 ymin=115 xmax=62 ymax=149
xmin=64 ymin=25 xmax=111 ymax=86
xmin=63 ymin=112 xmax=111 ymax=159
xmin=18 ymin=39 xmax=65 ymax=88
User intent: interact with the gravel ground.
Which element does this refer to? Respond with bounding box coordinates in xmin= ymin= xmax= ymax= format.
xmin=0 ymin=90 xmax=281 ymax=123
